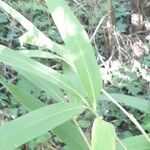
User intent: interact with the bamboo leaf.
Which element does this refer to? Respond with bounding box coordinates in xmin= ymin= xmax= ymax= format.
xmin=19 ymin=50 xmax=62 ymax=59
xmin=91 ymin=117 xmax=116 ymax=150
xmin=53 ymin=121 xmax=91 ymax=150
xmin=0 ymin=0 xmax=102 ymax=109
xmin=0 ymin=77 xmax=45 ymax=110
xmin=0 ymin=0 xmax=66 ymax=56
xmin=19 ymin=32 xmax=68 ymax=57
xmin=45 ymin=0 xmax=102 ymax=109
xmin=0 ymin=102 xmax=86 ymax=150
xmin=101 ymin=93 xmax=150 ymax=113
xmin=117 ymin=135 xmax=150 ymax=150
xmin=0 ymin=66 xmax=90 ymax=150
xmin=0 ymin=45 xmax=88 ymax=104
xmin=19 ymin=49 xmax=75 ymax=69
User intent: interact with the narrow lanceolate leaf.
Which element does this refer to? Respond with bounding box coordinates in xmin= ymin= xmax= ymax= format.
xmin=19 ymin=50 xmax=62 ymax=59
xmin=53 ymin=121 xmax=91 ymax=150
xmin=117 ymin=135 xmax=150 ymax=150
xmin=0 ymin=79 xmax=90 ymax=150
xmin=62 ymin=62 xmax=88 ymax=102
xmin=0 ymin=45 xmax=87 ymax=104
xmin=0 ymin=102 xmax=86 ymax=150
xmin=101 ymin=94 xmax=150 ymax=113
xmin=19 ymin=50 xmax=75 ymax=69
xmin=0 ymin=77 xmax=45 ymax=110
xmin=91 ymin=117 xmax=116 ymax=150
xmin=45 ymin=0 xmax=102 ymax=109
xmin=0 ymin=0 xmax=66 ymax=56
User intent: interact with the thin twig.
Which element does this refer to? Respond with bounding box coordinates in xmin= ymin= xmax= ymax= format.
xmin=90 ymin=14 xmax=107 ymax=42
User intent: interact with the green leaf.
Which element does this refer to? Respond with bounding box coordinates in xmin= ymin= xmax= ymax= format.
xmin=19 ymin=50 xmax=75 ymax=68
xmin=17 ymin=76 xmax=42 ymax=98
xmin=19 ymin=50 xmax=62 ymax=59
xmin=0 ymin=76 xmax=90 ymax=150
xmin=142 ymin=116 xmax=150 ymax=130
xmin=0 ymin=12 xmax=8 ymax=23
xmin=101 ymin=93 xmax=150 ymax=113
xmin=62 ymin=62 xmax=88 ymax=102
xmin=53 ymin=121 xmax=91 ymax=150
xmin=91 ymin=117 xmax=116 ymax=150
xmin=45 ymin=0 xmax=102 ymax=109
xmin=127 ymin=82 xmax=141 ymax=96
xmin=78 ymin=120 xmax=91 ymax=128
xmin=0 ymin=102 xmax=86 ymax=150
xmin=0 ymin=77 xmax=45 ymax=110
xmin=0 ymin=0 xmax=66 ymax=57
xmin=19 ymin=72 xmax=65 ymax=102
xmin=0 ymin=45 xmax=87 ymax=104
xmin=117 ymin=135 xmax=150 ymax=150
xmin=0 ymin=0 xmax=102 ymax=109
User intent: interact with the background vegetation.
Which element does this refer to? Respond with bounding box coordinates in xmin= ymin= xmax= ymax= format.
xmin=0 ymin=0 xmax=150 ymax=149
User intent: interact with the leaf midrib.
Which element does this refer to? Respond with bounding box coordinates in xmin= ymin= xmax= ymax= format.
xmin=75 ymin=39 xmax=96 ymax=104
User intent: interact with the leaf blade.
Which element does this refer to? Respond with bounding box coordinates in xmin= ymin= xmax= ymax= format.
xmin=101 ymin=93 xmax=150 ymax=113
xmin=0 ymin=0 xmax=66 ymax=56
xmin=0 ymin=102 xmax=86 ymax=150
xmin=91 ymin=117 xmax=116 ymax=150
xmin=0 ymin=45 xmax=87 ymax=104
xmin=0 ymin=76 xmax=90 ymax=150
xmin=45 ymin=0 xmax=102 ymax=109
xmin=117 ymin=135 xmax=150 ymax=150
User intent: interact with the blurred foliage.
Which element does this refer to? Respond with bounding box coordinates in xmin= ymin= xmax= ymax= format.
xmin=0 ymin=0 xmax=150 ymax=149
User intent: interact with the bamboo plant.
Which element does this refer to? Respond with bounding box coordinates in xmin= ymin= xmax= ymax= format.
xmin=0 ymin=0 xmax=149 ymax=150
